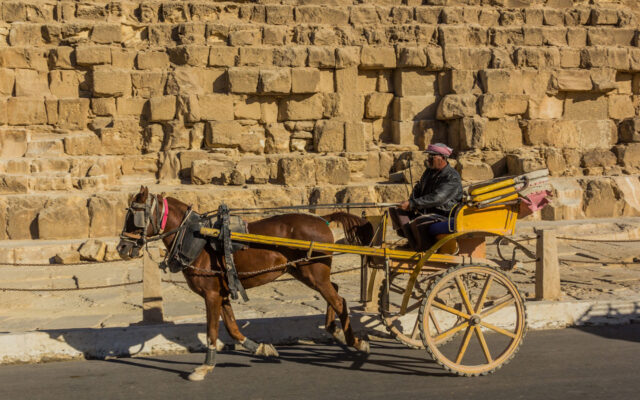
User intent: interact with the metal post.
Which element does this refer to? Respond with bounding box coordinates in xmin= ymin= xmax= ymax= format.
xmin=535 ymin=229 xmax=561 ymax=300
xmin=142 ymin=251 xmax=164 ymax=324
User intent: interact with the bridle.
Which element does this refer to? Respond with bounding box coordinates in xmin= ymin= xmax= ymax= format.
xmin=118 ymin=194 xmax=175 ymax=257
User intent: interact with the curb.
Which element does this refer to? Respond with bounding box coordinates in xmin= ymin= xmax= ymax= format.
xmin=2 ymin=298 xmax=639 ymax=365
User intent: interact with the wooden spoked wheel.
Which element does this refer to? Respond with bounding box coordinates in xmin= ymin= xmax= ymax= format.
xmin=419 ymin=264 xmax=527 ymax=376
xmin=379 ymin=269 xmax=439 ymax=349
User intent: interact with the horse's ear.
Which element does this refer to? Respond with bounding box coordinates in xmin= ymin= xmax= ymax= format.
xmin=140 ymin=186 xmax=149 ymax=201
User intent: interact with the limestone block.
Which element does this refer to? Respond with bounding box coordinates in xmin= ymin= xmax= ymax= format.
xmin=360 ymin=47 xmax=396 ymax=69
xmin=357 ymin=71 xmax=378 ymax=94
xmin=100 ymin=127 xmax=143 ymax=155
xmin=580 ymin=47 xmax=608 ymax=69
xmin=277 ymin=156 xmax=316 ymax=186
xmin=0 ymin=175 xmax=28 ymax=194
xmin=296 ymin=6 xmax=349 ymax=25
xmin=0 ymin=100 xmax=7 ymax=125
xmin=563 ymin=93 xmax=608 ymax=120
xmin=259 ymin=69 xmax=291 ymax=94
xmin=37 ymin=197 xmax=90 ymax=240
xmin=291 ymin=68 xmax=320 ymax=94
xmin=49 ymin=70 xmax=81 ymax=98
xmin=261 ymin=99 xmax=279 ymax=124
xmin=204 ymin=121 xmax=265 ymax=154
xmin=0 ymin=68 xmax=15 ymax=96
xmin=584 ymin=180 xmax=623 ymax=219
xmin=393 ymin=96 xmax=438 ymax=121
xmin=335 ymin=67 xmax=357 ymax=94
xmin=198 ymin=94 xmax=234 ymax=121
xmin=397 ymin=47 xmax=427 ymax=68
xmin=116 ymin=97 xmax=148 ymax=116
xmin=556 ymin=70 xmax=592 ymax=91
xmin=92 ymin=67 xmax=131 ymax=97
xmin=560 ymin=48 xmax=581 ymax=68
xmin=143 ymin=124 xmax=165 ymax=153
xmin=238 ymin=47 xmax=273 ymax=66
xmin=619 ymin=118 xmax=640 ymax=143
xmin=478 ymin=69 xmax=521 ymax=94
xmin=308 ymin=47 xmax=336 ymax=68
xmin=365 ymin=93 xmax=394 ymax=119
xmin=590 ymin=68 xmax=617 ymax=93
xmin=438 ymin=70 xmax=477 ymax=96
xmin=264 ymin=123 xmax=290 ymax=154
xmin=543 ymin=148 xmax=566 ymax=176
xmin=279 ymin=94 xmax=324 ymax=121
xmin=528 ymin=96 xmax=564 ymax=119
xmin=165 ymin=41 xmax=204 ymax=63
xmin=6 ymin=197 xmax=43 ymax=239
xmin=191 ymin=158 xmax=235 ymax=185
xmin=394 ymin=70 xmax=437 ymax=97
xmin=484 ymin=119 xmax=523 ymax=151
xmin=345 ymin=122 xmax=365 ymax=153
xmin=335 ymin=47 xmax=360 ymax=69
xmin=525 ymin=120 xmax=616 ymax=149
xmin=7 ymin=98 xmax=46 ymax=125
xmin=457 ymin=156 xmax=493 ymax=181
xmin=131 ymin=71 xmax=167 ymax=98
xmin=63 ymin=133 xmax=102 ymax=156
xmin=478 ymin=94 xmax=528 ymax=118
xmin=75 ymin=46 xmax=111 ymax=66
xmin=228 ymin=68 xmax=259 ymax=93
xmin=0 ymin=129 xmax=27 ymax=159
xmin=14 ymin=69 xmax=49 ymax=97
xmin=57 ymin=99 xmax=90 ymax=130
xmin=149 ymin=96 xmax=176 ymax=121
xmin=491 ymin=27 xmax=525 ymax=47
xmin=616 ymin=143 xmax=640 ymax=169
xmin=506 ymin=149 xmax=545 ymax=176
xmin=209 ymin=46 xmax=237 ymax=67
xmin=392 ymin=121 xmax=418 ymax=146
xmin=91 ymin=23 xmax=122 ymax=44
xmin=9 ymin=22 xmax=43 ymax=46
xmin=234 ymin=97 xmax=261 ymax=120
xmin=136 ymin=51 xmax=169 ymax=70
xmin=439 ymin=25 xmax=488 ymax=47
xmin=273 ymin=47 xmax=308 ymax=68
xmin=314 ymin=120 xmax=344 ymax=153
xmin=582 ymin=149 xmax=617 ymax=168
xmin=53 ymin=251 xmax=80 ymax=264
xmin=591 ymin=8 xmax=619 ymax=25
xmin=78 ymin=239 xmax=107 ymax=261
xmin=514 ymin=47 xmax=560 ymax=69
xmin=436 ymin=94 xmax=476 ymax=120
xmin=315 ymin=157 xmax=350 ymax=185
xmin=265 ymin=5 xmax=294 ymax=25
xmin=608 ymin=95 xmax=635 ymax=120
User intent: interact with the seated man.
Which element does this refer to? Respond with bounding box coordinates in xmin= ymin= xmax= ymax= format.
xmin=389 ymin=143 xmax=463 ymax=251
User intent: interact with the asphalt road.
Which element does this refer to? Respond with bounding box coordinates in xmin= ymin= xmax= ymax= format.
xmin=1 ymin=325 xmax=639 ymax=400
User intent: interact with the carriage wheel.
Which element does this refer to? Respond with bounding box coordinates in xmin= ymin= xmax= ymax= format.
xmin=379 ymin=269 xmax=439 ymax=349
xmin=419 ymin=264 xmax=527 ymax=376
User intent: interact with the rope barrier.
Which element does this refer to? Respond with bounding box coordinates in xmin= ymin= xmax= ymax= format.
xmin=556 ymin=236 xmax=640 ymax=243
xmin=0 ymin=281 xmax=143 ymax=292
xmin=0 ymin=259 xmax=138 ymax=267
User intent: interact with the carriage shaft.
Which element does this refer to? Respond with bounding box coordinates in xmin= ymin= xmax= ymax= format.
xmin=199 ymin=227 xmax=455 ymax=264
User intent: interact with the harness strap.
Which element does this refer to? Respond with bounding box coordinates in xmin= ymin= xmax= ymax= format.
xmin=159 ymin=197 xmax=169 ymax=233
xmin=219 ymin=204 xmax=249 ymax=302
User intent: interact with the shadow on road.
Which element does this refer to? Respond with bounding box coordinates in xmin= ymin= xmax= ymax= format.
xmin=570 ymin=301 xmax=640 ymax=343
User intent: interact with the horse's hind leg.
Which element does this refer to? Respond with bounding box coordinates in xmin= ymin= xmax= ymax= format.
xmin=220 ymin=298 xmax=278 ymax=357
xmin=294 ymin=263 xmax=369 ymax=353
xmin=188 ymin=292 xmax=222 ymax=382
xmin=325 ymin=283 xmax=346 ymax=345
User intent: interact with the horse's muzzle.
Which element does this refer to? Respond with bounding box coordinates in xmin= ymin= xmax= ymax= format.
xmin=116 ymin=240 xmax=141 ymax=260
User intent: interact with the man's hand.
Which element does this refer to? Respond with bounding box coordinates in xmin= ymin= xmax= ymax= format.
xmin=399 ymin=200 xmax=410 ymax=211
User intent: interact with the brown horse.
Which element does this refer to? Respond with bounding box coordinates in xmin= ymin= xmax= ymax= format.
xmin=117 ymin=186 xmax=373 ymax=381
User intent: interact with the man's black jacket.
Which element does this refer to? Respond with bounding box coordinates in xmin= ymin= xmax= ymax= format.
xmin=409 ymin=164 xmax=463 ymax=216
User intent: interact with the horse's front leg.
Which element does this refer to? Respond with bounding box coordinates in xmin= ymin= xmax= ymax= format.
xmin=188 ymin=292 xmax=222 ymax=382
xmin=220 ymin=297 xmax=279 ymax=357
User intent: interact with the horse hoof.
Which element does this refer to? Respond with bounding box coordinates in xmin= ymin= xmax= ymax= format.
xmin=356 ymin=340 xmax=370 ymax=354
xmin=331 ymin=328 xmax=347 ymax=345
xmin=188 ymin=365 xmax=214 ymax=381
xmin=215 ymin=338 xmax=225 ymax=352
xmin=255 ymin=343 xmax=279 ymax=357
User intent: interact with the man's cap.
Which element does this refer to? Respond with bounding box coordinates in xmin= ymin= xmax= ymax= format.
xmin=425 ymin=143 xmax=453 ymax=157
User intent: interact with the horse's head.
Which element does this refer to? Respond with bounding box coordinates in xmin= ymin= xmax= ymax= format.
xmin=116 ymin=186 xmax=163 ymax=260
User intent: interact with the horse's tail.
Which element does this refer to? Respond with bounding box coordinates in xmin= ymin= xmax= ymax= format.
xmin=321 ymin=212 xmax=374 ymax=246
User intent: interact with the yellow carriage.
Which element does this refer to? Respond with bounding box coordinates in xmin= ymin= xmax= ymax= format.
xmin=199 ymin=169 xmax=549 ymax=376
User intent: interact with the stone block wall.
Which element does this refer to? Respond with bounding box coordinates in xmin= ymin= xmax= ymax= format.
xmin=2 ymin=0 xmax=640 ymax=241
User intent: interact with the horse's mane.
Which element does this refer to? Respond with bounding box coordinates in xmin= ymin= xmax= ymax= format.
xmin=321 ymin=212 xmax=374 ymax=246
